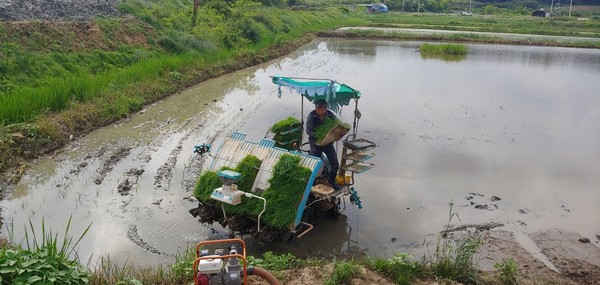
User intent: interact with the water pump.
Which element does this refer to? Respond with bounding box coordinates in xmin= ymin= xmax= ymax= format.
xmin=193 ymin=238 xmax=281 ymax=285
xmin=197 ymin=246 xmax=242 ymax=285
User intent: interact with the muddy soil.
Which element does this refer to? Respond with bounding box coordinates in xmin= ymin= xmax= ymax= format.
xmin=480 ymin=229 xmax=600 ymax=284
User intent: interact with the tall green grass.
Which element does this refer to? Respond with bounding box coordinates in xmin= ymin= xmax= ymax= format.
xmin=0 ymin=53 xmax=204 ymax=124
xmin=425 ymin=203 xmax=482 ymax=283
xmin=88 ymin=250 xmax=195 ymax=285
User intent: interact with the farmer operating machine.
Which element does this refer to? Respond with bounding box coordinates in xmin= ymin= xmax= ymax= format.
xmin=190 ymin=76 xmax=376 ymax=241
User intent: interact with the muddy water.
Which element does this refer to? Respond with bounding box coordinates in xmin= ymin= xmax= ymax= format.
xmin=2 ymin=39 xmax=600 ymax=267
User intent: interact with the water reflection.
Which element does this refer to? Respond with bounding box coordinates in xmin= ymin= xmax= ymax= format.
xmin=420 ymin=53 xmax=467 ymax=62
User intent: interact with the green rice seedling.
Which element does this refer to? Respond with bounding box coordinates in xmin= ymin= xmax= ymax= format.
xmin=194 ymin=169 xmax=230 ymax=202
xmin=324 ymin=260 xmax=361 ymax=285
xmin=194 ymin=153 xmax=310 ymax=228
xmin=420 ymin=43 xmax=469 ymax=56
xmin=233 ymin=155 xmax=262 ymax=193
xmin=193 ymin=154 xmax=261 ymax=206
xmin=261 ymin=154 xmax=312 ymax=228
xmin=314 ymin=117 xmax=350 ymax=146
xmin=270 ymin=117 xmax=300 ymax=133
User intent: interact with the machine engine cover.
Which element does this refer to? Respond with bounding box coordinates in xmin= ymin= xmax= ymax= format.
xmin=198 ymin=257 xmax=223 ymax=274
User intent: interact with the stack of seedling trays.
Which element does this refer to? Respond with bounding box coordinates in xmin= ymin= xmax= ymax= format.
xmin=270 ymin=117 xmax=302 ymax=151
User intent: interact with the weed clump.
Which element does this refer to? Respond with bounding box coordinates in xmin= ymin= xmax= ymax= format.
xmin=494 ymin=258 xmax=518 ymax=285
xmin=324 ymin=260 xmax=362 ymax=285
xmin=367 ymin=253 xmax=424 ymax=284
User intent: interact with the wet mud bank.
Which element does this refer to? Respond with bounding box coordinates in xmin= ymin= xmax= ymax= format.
xmin=480 ymin=229 xmax=600 ymax=284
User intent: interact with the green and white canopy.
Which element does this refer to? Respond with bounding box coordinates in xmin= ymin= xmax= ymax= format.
xmin=272 ymin=75 xmax=361 ymax=113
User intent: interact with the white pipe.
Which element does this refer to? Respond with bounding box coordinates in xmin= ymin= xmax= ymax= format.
xmin=243 ymin=192 xmax=267 ymax=232
xmin=221 ymin=204 xmax=228 ymax=221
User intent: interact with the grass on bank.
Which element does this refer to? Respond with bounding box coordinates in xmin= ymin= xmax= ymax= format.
xmin=353 ymin=13 xmax=600 ymax=38
xmin=1 ymin=207 xmax=525 ymax=285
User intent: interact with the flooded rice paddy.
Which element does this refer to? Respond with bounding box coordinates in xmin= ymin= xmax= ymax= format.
xmin=1 ymin=39 xmax=600 ymax=267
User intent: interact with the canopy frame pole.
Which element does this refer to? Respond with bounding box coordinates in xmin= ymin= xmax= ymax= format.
xmin=300 ymin=94 xmax=304 ymax=149
xmin=352 ymin=98 xmax=360 ymax=137
xmin=271 ymin=75 xmax=335 ymax=83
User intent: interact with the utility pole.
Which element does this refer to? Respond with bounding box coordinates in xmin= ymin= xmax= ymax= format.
xmin=469 ymin=0 xmax=472 ymax=13
xmin=569 ymin=0 xmax=573 ymax=17
xmin=550 ymin=0 xmax=554 ymax=17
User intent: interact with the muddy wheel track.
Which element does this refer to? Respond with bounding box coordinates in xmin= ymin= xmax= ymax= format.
xmin=126 ymin=224 xmax=171 ymax=257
